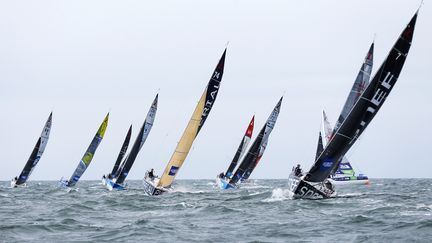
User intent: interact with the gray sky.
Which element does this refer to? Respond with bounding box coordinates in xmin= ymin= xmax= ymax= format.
xmin=1 ymin=1 xmax=431 ymax=181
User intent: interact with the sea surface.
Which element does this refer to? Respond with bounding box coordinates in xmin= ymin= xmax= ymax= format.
xmin=0 ymin=179 xmax=431 ymax=242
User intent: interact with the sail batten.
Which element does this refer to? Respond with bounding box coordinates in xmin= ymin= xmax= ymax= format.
xmin=157 ymin=49 xmax=226 ymax=188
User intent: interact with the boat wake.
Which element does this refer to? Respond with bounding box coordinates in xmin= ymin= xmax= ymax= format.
xmin=263 ymin=188 xmax=290 ymax=202
xmin=336 ymin=192 xmax=364 ymax=198
xmin=171 ymin=186 xmax=205 ymax=194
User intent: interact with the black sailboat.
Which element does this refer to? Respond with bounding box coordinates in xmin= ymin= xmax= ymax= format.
xmin=229 ymin=97 xmax=282 ymax=185
xmin=103 ymin=125 xmax=132 ymax=181
xmin=102 ymin=94 xmax=158 ymax=190
xmin=216 ymin=116 xmax=254 ymax=189
xmin=288 ymin=11 xmax=419 ymax=199
xmin=11 ymin=113 xmax=52 ymax=188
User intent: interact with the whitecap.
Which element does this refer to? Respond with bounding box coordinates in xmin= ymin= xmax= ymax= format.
xmin=262 ymin=188 xmax=290 ymax=202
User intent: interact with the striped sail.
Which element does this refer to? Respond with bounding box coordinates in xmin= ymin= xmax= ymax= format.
xmin=67 ymin=113 xmax=109 ymax=187
xmin=157 ymin=49 xmax=226 ymax=188
xmin=224 ymin=115 xmax=254 ymax=178
xmin=15 ymin=112 xmax=52 ymax=185
xmin=115 ymin=94 xmax=158 ymax=185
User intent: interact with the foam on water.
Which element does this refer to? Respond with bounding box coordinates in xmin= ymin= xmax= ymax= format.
xmin=263 ymin=188 xmax=290 ymax=202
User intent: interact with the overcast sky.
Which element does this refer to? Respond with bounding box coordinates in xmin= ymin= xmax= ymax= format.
xmin=1 ymin=1 xmax=430 ymax=181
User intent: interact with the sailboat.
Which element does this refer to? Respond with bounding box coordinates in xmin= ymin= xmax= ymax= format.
xmin=313 ymin=42 xmax=374 ymax=186
xmin=59 ymin=113 xmax=109 ymax=188
xmin=142 ymin=49 xmax=226 ymax=196
xmin=216 ymin=115 xmax=254 ymax=189
xmin=102 ymin=94 xmax=158 ymax=190
xmin=228 ymin=97 xmax=282 ymax=187
xmin=101 ymin=125 xmax=132 ymax=187
xmin=320 ymin=110 xmax=369 ymax=185
xmin=11 ymin=112 xmax=52 ymax=188
xmin=288 ymin=11 xmax=419 ymax=199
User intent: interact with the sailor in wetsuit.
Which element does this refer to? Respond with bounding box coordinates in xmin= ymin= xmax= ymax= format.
xmin=218 ymin=172 xmax=224 ymax=179
xmin=294 ymin=164 xmax=303 ymax=177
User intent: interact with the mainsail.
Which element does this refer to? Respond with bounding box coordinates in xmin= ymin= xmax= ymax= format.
xmin=109 ymin=125 xmax=132 ymax=177
xmin=305 ymin=12 xmax=418 ymax=182
xmin=230 ymin=97 xmax=283 ymax=183
xmin=224 ymin=115 xmax=254 ymax=178
xmin=157 ymin=49 xmax=226 ymax=188
xmin=333 ymin=42 xmax=374 ymax=133
xmin=15 ymin=112 xmax=52 ymax=185
xmin=115 ymin=94 xmax=158 ymax=185
xmin=66 ymin=113 xmax=109 ymax=187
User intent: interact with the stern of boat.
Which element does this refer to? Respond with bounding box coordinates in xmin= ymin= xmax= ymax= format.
xmin=143 ymin=178 xmax=166 ymax=196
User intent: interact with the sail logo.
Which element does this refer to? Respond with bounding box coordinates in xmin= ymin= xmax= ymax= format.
xmin=353 ymin=71 xmax=395 ymax=141
xmin=320 ymin=160 xmax=333 ymax=171
xmin=168 ymin=166 xmax=179 ymax=176
xmin=340 ymin=164 xmax=351 ymax=169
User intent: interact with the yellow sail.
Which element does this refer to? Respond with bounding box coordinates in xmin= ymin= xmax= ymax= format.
xmin=157 ymin=91 xmax=206 ymax=187
xmin=98 ymin=113 xmax=109 ymax=138
xmin=156 ymin=48 xmax=226 ymax=188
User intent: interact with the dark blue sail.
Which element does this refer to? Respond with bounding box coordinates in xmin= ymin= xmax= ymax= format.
xmin=14 ymin=113 xmax=52 ymax=186
xmin=110 ymin=125 xmax=132 ymax=177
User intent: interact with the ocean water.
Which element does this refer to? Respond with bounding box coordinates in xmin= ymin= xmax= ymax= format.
xmin=0 ymin=179 xmax=431 ymax=242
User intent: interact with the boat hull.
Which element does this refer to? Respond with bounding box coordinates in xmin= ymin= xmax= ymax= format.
xmin=10 ymin=179 xmax=26 ymax=188
xmin=329 ymin=177 xmax=369 ymax=185
xmin=102 ymin=176 xmax=125 ymax=191
xmin=58 ymin=178 xmax=70 ymax=188
xmin=142 ymin=178 xmax=167 ymax=196
xmin=216 ymin=177 xmax=236 ymax=189
xmin=287 ymin=173 xmax=336 ymax=199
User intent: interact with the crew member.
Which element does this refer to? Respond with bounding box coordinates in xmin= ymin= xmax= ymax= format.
xmin=148 ymin=168 xmax=155 ymax=179
xmin=294 ymin=164 xmax=303 ymax=177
